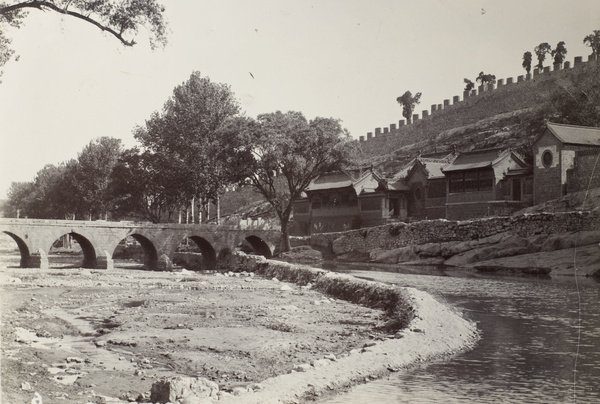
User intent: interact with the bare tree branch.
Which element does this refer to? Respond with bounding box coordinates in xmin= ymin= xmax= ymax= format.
xmin=1 ymin=1 xmax=136 ymax=46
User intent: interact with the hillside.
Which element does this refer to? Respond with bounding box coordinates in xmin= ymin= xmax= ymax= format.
xmin=357 ymin=56 xmax=600 ymax=172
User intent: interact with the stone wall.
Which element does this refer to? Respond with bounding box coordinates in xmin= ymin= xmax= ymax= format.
xmin=358 ymin=56 xmax=599 ymax=158
xmin=307 ymin=211 xmax=600 ymax=255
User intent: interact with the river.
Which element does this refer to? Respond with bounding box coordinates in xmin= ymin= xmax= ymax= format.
xmin=324 ymin=265 xmax=600 ymax=404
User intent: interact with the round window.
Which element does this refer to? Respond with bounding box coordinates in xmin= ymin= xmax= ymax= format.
xmin=542 ymin=150 xmax=553 ymax=167
xmin=414 ymin=187 xmax=422 ymax=200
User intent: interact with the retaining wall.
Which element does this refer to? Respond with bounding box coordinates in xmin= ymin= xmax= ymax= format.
xmin=305 ymin=211 xmax=600 ymax=254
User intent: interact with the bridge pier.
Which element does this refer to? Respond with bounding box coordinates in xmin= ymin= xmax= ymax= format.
xmin=96 ymin=251 xmax=114 ymax=270
xmin=25 ymin=251 xmax=48 ymax=270
xmin=156 ymin=254 xmax=173 ymax=271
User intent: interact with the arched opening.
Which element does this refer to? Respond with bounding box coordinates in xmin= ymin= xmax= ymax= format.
xmin=174 ymin=236 xmax=217 ymax=270
xmin=112 ymin=235 xmax=157 ymax=270
xmin=48 ymin=232 xmax=96 ymax=268
xmin=244 ymin=235 xmax=273 ymax=259
xmin=1 ymin=232 xmax=27 ymax=268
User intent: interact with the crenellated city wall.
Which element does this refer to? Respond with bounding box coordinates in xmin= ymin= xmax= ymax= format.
xmin=359 ymin=55 xmax=600 ymax=157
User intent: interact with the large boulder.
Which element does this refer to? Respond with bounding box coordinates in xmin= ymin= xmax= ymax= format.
xmin=150 ymin=376 xmax=219 ymax=403
xmin=540 ymin=231 xmax=600 ymax=252
xmin=369 ymin=246 xmax=418 ymax=263
xmin=444 ymin=236 xmax=532 ymax=266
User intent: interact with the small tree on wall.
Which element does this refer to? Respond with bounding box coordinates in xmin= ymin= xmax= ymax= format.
xmin=534 ymin=42 xmax=552 ymax=70
xmin=522 ymin=51 xmax=532 ymax=74
xmin=552 ymin=41 xmax=568 ymax=65
xmin=463 ymin=78 xmax=475 ymax=92
xmin=583 ymin=30 xmax=600 ymax=58
xmin=396 ymin=91 xmax=421 ymax=124
xmin=476 ymin=72 xmax=496 ymax=86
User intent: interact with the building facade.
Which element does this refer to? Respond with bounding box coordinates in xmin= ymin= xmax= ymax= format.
xmin=292 ymin=123 xmax=600 ymax=234
xmin=532 ymin=122 xmax=600 ymax=205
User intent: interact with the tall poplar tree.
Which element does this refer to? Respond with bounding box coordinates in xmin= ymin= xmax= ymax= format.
xmin=133 ymin=72 xmax=244 ymax=223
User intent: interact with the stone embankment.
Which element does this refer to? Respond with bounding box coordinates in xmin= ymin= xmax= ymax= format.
xmin=299 ymin=211 xmax=600 ymax=276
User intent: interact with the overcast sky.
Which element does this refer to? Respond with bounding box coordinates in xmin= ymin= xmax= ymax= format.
xmin=1 ymin=0 xmax=599 ymax=198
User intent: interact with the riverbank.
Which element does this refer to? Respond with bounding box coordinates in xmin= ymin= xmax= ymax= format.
xmin=291 ymin=210 xmax=600 ymax=277
xmin=0 ymin=256 xmax=478 ymax=403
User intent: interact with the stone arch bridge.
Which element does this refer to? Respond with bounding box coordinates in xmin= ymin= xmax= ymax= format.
xmin=0 ymin=218 xmax=281 ymax=271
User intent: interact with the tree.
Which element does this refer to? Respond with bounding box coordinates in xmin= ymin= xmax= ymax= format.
xmin=133 ymin=72 xmax=243 ymax=223
xmin=463 ymin=78 xmax=474 ymax=92
xmin=534 ymin=42 xmax=552 ymax=70
xmin=3 ymin=181 xmax=35 ymax=217
xmin=476 ymin=71 xmax=496 ymax=85
xmin=583 ymin=30 xmax=600 ymax=59
xmin=0 ymin=0 xmax=168 ymax=79
xmin=71 ymin=137 xmax=123 ymax=220
xmin=522 ymin=51 xmax=532 ymax=74
xmin=396 ymin=91 xmax=421 ymax=124
xmin=552 ymin=41 xmax=567 ymax=65
xmin=108 ymin=148 xmax=186 ymax=223
xmin=243 ymin=111 xmax=353 ymax=252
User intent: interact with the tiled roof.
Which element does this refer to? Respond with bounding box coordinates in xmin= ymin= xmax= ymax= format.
xmin=353 ymin=170 xmax=384 ymax=194
xmin=305 ymin=172 xmax=354 ymax=191
xmin=442 ymin=147 xmax=507 ymax=172
xmin=305 ymin=169 xmax=385 ymax=194
xmin=422 ymin=161 xmax=450 ymax=179
xmin=392 ymin=154 xmax=454 ymax=181
xmin=546 ymin=122 xmax=600 ymax=146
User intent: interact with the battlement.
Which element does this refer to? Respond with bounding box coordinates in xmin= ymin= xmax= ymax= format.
xmin=359 ymin=55 xmax=599 ymax=143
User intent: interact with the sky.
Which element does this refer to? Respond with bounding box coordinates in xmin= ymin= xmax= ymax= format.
xmin=1 ymin=0 xmax=599 ymax=199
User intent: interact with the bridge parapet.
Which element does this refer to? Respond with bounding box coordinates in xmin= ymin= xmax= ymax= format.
xmin=0 ymin=219 xmax=281 ymax=271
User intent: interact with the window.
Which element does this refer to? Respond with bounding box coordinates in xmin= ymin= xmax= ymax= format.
xmin=542 ymin=150 xmax=553 ymax=167
xmin=449 ymin=172 xmax=464 ymax=193
xmin=478 ymin=170 xmax=494 ymax=190
xmin=311 ymin=195 xmax=321 ymax=210
xmin=464 ymin=171 xmax=478 ymax=192
xmin=448 ymin=169 xmax=494 ymax=193
xmin=414 ymin=187 xmax=422 ymax=199
xmin=360 ymin=197 xmax=381 ymax=211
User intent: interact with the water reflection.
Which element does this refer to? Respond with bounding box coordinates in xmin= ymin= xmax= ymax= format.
xmin=324 ymin=265 xmax=600 ymax=404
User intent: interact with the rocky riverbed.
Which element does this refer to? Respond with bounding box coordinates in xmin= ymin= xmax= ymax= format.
xmin=0 ymin=259 xmax=478 ymax=404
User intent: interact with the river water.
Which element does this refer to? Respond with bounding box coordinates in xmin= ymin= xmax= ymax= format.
xmin=324 ymin=265 xmax=600 ymax=404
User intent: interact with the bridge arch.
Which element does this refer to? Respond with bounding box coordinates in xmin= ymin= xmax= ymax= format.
xmin=186 ymin=236 xmax=217 ymax=270
xmin=125 ymin=233 xmax=160 ymax=270
xmin=2 ymin=231 xmax=31 ymax=267
xmin=51 ymin=231 xmax=97 ymax=269
xmin=244 ymin=235 xmax=273 ymax=258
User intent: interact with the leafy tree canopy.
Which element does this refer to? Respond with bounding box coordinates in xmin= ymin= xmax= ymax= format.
xmin=476 ymin=71 xmax=496 ymax=85
xmin=133 ymin=72 xmax=245 ymax=222
xmin=522 ymin=51 xmax=532 ymax=74
xmin=552 ymin=41 xmax=567 ymax=64
xmin=242 ymin=111 xmax=354 ymax=251
xmin=534 ymin=42 xmax=552 ymax=70
xmin=463 ymin=78 xmax=474 ymax=92
xmin=0 ymin=0 xmax=168 ymax=80
xmin=583 ymin=30 xmax=600 ymax=58
xmin=396 ymin=91 xmax=422 ymax=124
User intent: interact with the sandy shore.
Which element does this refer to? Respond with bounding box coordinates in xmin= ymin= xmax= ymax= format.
xmin=1 ymin=261 xmax=478 ymax=403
